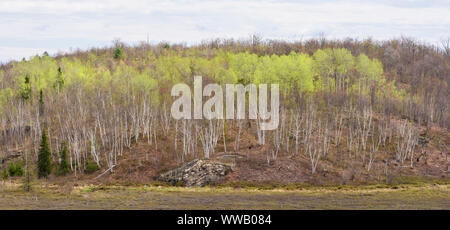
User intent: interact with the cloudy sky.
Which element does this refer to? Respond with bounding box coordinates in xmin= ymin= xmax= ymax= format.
xmin=0 ymin=0 xmax=449 ymax=63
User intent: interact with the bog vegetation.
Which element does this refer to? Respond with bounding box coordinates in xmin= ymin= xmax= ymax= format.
xmin=0 ymin=37 xmax=448 ymax=181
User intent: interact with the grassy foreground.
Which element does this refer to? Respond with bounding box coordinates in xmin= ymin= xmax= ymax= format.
xmin=0 ymin=181 xmax=449 ymax=210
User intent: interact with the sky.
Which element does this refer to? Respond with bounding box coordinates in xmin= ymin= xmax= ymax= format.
xmin=0 ymin=0 xmax=449 ymax=63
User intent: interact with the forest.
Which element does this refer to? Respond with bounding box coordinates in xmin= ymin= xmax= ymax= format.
xmin=0 ymin=37 xmax=448 ymax=185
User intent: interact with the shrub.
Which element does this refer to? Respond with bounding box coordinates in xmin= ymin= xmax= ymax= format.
xmin=14 ymin=162 xmax=24 ymax=176
xmin=85 ymin=162 xmax=100 ymax=174
xmin=8 ymin=162 xmax=16 ymax=176
xmin=8 ymin=162 xmax=24 ymax=177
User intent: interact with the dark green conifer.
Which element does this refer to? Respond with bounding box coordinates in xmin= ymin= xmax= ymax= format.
xmin=113 ymin=47 xmax=123 ymax=59
xmin=58 ymin=142 xmax=70 ymax=176
xmin=38 ymin=129 xmax=51 ymax=178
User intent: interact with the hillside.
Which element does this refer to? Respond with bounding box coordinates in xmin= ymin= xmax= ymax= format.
xmin=0 ymin=37 xmax=448 ymax=186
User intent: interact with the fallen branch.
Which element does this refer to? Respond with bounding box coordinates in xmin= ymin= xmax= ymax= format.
xmin=94 ymin=165 xmax=115 ymax=180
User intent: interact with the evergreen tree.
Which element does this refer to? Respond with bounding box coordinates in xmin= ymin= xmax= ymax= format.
xmin=19 ymin=74 xmax=32 ymax=100
xmin=8 ymin=161 xmax=16 ymax=176
xmin=39 ymin=90 xmax=44 ymax=115
xmin=54 ymin=67 xmax=64 ymax=91
xmin=58 ymin=142 xmax=70 ymax=176
xmin=113 ymin=47 xmax=123 ymax=59
xmin=14 ymin=162 xmax=24 ymax=176
xmin=38 ymin=129 xmax=51 ymax=178
xmin=8 ymin=161 xmax=24 ymax=177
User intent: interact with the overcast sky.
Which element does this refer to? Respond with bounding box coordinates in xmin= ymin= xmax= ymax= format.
xmin=0 ymin=0 xmax=449 ymax=63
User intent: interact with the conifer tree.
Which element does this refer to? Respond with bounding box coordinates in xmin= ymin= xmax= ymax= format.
xmin=113 ymin=47 xmax=123 ymax=59
xmin=39 ymin=90 xmax=44 ymax=115
xmin=8 ymin=162 xmax=16 ymax=176
xmin=54 ymin=67 xmax=65 ymax=92
xmin=58 ymin=142 xmax=70 ymax=176
xmin=19 ymin=74 xmax=32 ymax=100
xmin=38 ymin=129 xmax=51 ymax=178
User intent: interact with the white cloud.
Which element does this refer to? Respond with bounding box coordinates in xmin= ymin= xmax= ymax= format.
xmin=0 ymin=0 xmax=449 ymax=62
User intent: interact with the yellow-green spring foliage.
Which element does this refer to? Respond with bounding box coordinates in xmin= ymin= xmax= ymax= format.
xmin=0 ymin=48 xmax=401 ymax=108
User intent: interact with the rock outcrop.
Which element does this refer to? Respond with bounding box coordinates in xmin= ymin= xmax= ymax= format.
xmin=158 ymin=159 xmax=231 ymax=187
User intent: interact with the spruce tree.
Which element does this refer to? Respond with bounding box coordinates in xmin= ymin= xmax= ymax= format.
xmin=20 ymin=74 xmax=32 ymax=100
xmin=8 ymin=162 xmax=16 ymax=176
xmin=54 ymin=67 xmax=64 ymax=91
xmin=38 ymin=129 xmax=51 ymax=178
xmin=39 ymin=90 xmax=44 ymax=115
xmin=58 ymin=142 xmax=70 ymax=176
xmin=113 ymin=47 xmax=123 ymax=59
